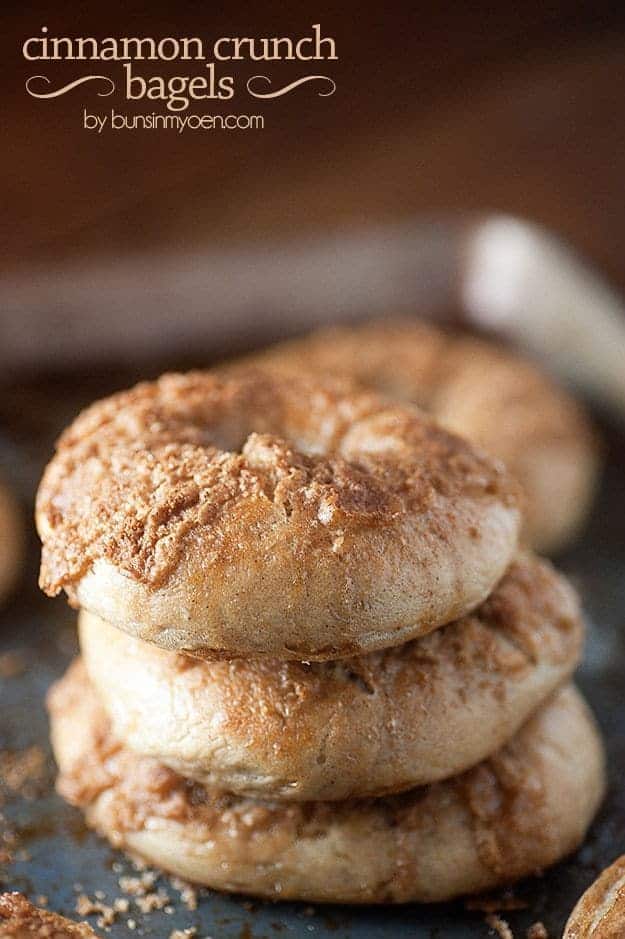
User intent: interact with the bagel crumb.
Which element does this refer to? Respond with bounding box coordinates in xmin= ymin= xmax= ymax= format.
xmin=486 ymin=915 xmax=514 ymax=939
xmin=74 ymin=895 xmax=116 ymax=929
xmin=135 ymin=889 xmax=171 ymax=913
xmin=170 ymin=879 xmax=198 ymax=911
xmin=118 ymin=872 xmax=157 ymax=895
xmin=527 ymin=924 xmax=548 ymax=939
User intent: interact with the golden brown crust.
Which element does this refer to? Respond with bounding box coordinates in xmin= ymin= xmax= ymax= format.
xmin=49 ymin=667 xmax=605 ymax=904
xmin=0 ymin=480 xmax=23 ymax=604
xmin=37 ymin=369 xmax=521 ymax=659
xmin=564 ymin=856 xmax=625 ymax=938
xmin=79 ymin=553 xmax=584 ymax=800
xmin=0 ymin=894 xmax=98 ymax=939
xmin=247 ymin=319 xmax=599 ymax=552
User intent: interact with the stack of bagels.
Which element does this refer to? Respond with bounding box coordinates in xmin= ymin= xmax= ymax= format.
xmin=38 ymin=350 xmax=605 ymax=904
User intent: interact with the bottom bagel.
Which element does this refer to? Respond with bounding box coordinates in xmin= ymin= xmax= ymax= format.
xmin=48 ymin=661 xmax=605 ymax=905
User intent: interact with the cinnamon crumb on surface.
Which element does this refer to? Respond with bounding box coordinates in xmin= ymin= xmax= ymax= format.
xmin=135 ymin=889 xmax=171 ymax=914
xmin=486 ymin=914 xmax=514 ymax=939
xmin=170 ymin=878 xmax=198 ymax=911
xmin=118 ymin=871 xmax=158 ymax=896
xmin=74 ymin=894 xmax=117 ymax=929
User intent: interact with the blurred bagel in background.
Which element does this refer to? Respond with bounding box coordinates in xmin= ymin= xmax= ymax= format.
xmin=246 ymin=319 xmax=600 ymax=553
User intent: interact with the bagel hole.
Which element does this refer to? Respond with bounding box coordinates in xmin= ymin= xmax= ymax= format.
xmin=240 ymin=429 xmax=324 ymax=460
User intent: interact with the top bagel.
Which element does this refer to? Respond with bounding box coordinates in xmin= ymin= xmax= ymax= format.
xmin=36 ymin=369 xmax=521 ymax=659
xmin=248 ymin=319 xmax=599 ymax=553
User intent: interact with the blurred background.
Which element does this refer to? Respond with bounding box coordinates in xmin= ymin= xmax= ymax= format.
xmin=4 ymin=0 xmax=625 ymax=376
xmin=4 ymin=0 xmax=625 ymax=536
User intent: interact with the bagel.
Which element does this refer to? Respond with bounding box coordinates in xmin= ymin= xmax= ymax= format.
xmin=0 ymin=893 xmax=98 ymax=938
xmin=564 ymin=855 xmax=625 ymax=938
xmin=0 ymin=478 xmax=23 ymax=604
xmin=248 ymin=320 xmax=599 ymax=553
xmin=79 ymin=553 xmax=583 ymax=801
xmin=48 ymin=665 xmax=605 ymax=904
xmin=37 ymin=369 xmax=520 ymax=660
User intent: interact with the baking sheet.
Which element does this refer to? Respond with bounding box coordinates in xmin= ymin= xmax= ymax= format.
xmin=0 ymin=367 xmax=624 ymax=938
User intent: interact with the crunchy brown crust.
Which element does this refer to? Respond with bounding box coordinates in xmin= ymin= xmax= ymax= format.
xmin=246 ymin=319 xmax=599 ymax=553
xmin=79 ymin=553 xmax=584 ymax=800
xmin=0 ymin=894 xmax=98 ymax=938
xmin=36 ymin=369 xmax=520 ymax=659
xmin=564 ymin=856 xmax=625 ymax=938
xmin=48 ymin=669 xmax=605 ymax=905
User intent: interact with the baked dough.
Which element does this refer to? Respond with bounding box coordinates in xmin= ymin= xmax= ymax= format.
xmin=0 ymin=893 xmax=98 ymax=938
xmin=37 ymin=369 xmax=520 ymax=660
xmin=49 ymin=666 xmax=605 ymax=904
xmin=79 ymin=553 xmax=583 ymax=800
xmin=249 ymin=320 xmax=599 ymax=553
xmin=0 ymin=479 xmax=23 ymax=605
xmin=564 ymin=855 xmax=625 ymax=938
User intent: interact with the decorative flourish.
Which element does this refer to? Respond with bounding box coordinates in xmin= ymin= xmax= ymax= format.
xmin=246 ymin=75 xmax=336 ymax=99
xmin=25 ymin=75 xmax=115 ymax=99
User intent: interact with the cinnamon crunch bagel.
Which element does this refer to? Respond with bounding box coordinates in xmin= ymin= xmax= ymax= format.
xmin=36 ymin=370 xmax=521 ymax=659
xmin=564 ymin=855 xmax=625 ymax=938
xmin=48 ymin=666 xmax=605 ymax=904
xmin=79 ymin=553 xmax=583 ymax=801
xmin=249 ymin=320 xmax=599 ymax=553
xmin=0 ymin=893 xmax=98 ymax=939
